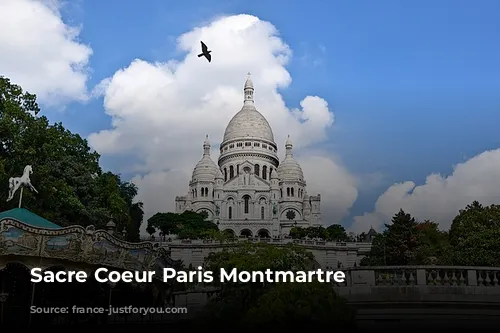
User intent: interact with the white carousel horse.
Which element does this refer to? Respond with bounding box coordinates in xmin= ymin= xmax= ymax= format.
xmin=6 ymin=165 xmax=38 ymax=202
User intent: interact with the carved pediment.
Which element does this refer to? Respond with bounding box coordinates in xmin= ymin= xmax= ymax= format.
xmin=250 ymin=177 xmax=271 ymax=188
xmin=238 ymin=160 xmax=254 ymax=171
xmin=224 ymin=176 xmax=240 ymax=187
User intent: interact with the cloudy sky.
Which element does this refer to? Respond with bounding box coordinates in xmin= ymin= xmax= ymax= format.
xmin=1 ymin=0 xmax=500 ymax=235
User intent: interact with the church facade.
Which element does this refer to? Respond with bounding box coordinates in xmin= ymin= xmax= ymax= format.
xmin=174 ymin=75 xmax=322 ymax=238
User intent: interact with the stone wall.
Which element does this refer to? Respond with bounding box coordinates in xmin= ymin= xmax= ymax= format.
xmin=160 ymin=238 xmax=372 ymax=268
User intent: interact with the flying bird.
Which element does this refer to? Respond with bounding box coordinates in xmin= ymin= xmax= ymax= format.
xmin=198 ymin=41 xmax=212 ymax=62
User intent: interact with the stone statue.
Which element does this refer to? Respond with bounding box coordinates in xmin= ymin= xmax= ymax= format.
xmin=272 ymin=202 xmax=277 ymax=216
xmin=7 ymin=165 xmax=38 ymax=207
xmin=215 ymin=204 xmax=220 ymax=216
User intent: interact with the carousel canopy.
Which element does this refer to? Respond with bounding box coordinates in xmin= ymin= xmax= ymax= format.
xmin=0 ymin=208 xmax=61 ymax=229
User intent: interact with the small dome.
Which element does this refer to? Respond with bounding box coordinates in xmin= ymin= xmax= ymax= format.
xmin=192 ymin=157 xmax=218 ymax=181
xmin=192 ymin=135 xmax=219 ymax=181
xmin=277 ymin=135 xmax=304 ymax=181
xmin=278 ymin=157 xmax=304 ymax=181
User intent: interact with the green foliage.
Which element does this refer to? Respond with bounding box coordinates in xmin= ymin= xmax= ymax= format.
xmin=361 ymin=202 xmax=500 ymax=267
xmin=243 ymin=281 xmax=354 ymax=330
xmin=147 ymin=211 xmax=218 ymax=239
xmin=449 ymin=201 xmax=500 ymax=266
xmin=361 ymin=210 xmax=450 ymax=266
xmin=0 ymin=76 xmax=143 ymax=238
xmin=383 ymin=209 xmax=420 ymax=265
xmin=196 ymin=242 xmax=354 ymax=330
xmin=289 ymin=224 xmax=349 ymax=241
xmin=415 ymin=220 xmax=451 ymax=265
xmin=360 ymin=234 xmax=387 ymax=266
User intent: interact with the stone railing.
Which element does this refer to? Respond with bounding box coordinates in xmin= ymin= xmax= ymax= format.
xmin=140 ymin=236 xmax=372 ymax=250
xmin=341 ymin=266 xmax=500 ymax=287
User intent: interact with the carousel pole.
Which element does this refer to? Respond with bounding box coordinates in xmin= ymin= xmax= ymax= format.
xmin=28 ymin=281 xmax=36 ymax=325
xmin=28 ymin=258 xmax=41 ymax=326
xmin=0 ymin=278 xmax=5 ymax=325
xmin=18 ymin=187 xmax=23 ymax=208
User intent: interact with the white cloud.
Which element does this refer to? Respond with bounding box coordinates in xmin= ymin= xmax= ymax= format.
xmin=88 ymin=14 xmax=358 ymax=235
xmin=0 ymin=0 xmax=92 ymax=105
xmin=350 ymin=149 xmax=500 ymax=234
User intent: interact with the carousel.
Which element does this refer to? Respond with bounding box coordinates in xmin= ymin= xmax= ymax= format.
xmin=0 ymin=166 xmax=183 ymax=327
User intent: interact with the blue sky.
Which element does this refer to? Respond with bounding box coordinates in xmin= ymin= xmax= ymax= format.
xmin=3 ymin=0 xmax=500 ymax=232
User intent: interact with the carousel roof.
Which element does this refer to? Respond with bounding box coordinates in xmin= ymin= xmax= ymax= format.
xmin=0 ymin=208 xmax=61 ymax=229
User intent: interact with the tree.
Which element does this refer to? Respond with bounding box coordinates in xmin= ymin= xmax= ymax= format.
xmin=360 ymin=233 xmax=387 ymax=266
xmin=147 ymin=211 xmax=218 ymax=239
xmin=361 ymin=210 xmax=453 ymax=266
xmin=415 ymin=220 xmax=450 ymax=265
xmin=146 ymin=224 xmax=156 ymax=237
xmin=289 ymin=225 xmax=348 ymax=242
xmin=382 ymin=209 xmax=420 ymax=265
xmin=325 ymin=224 xmax=349 ymax=241
xmin=449 ymin=201 xmax=500 ymax=266
xmin=196 ymin=242 xmax=354 ymax=330
xmin=0 ymin=76 xmax=143 ymax=236
xmin=361 ymin=210 xmax=420 ymax=266
xmin=243 ymin=281 xmax=354 ymax=330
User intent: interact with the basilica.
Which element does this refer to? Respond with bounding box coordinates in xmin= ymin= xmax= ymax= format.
xmin=174 ymin=75 xmax=322 ymax=238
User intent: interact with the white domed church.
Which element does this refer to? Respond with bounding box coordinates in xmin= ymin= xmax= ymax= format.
xmin=174 ymin=75 xmax=322 ymax=238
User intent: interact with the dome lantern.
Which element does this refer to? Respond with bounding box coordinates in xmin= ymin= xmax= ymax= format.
xmin=203 ymin=134 xmax=211 ymax=156
xmin=244 ymin=72 xmax=254 ymax=104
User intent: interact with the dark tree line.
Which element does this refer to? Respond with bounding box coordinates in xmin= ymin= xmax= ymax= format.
xmin=361 ymin=201 xmax=500 ymax=267
xmin=146 ymin=210 xmax=221 ymax=240
xmin=0 ymin=76 xmax=143 ymax=241
xmin=193 ymin=242 xmax=355 ymax=330
xmin=289 ymin=224 xmax=351 ymax=241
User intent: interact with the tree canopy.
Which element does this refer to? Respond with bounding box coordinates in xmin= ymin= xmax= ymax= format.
xmin=0 ymin=76 xmax=143 ymax=241
xmin=360 ymin=202 xmax=500 ymax=267
xmin=448 ymin=201 xmax=500 ymax=266
xmin=361 ymin=209 xmax=450 ymax=266
xmin=146 ymin=211 xmax=218 ymax=239
xmin=289 ymin=224 xmax=350 ymax=241
xmin=195 ymin=242 xmax=355 ymax=330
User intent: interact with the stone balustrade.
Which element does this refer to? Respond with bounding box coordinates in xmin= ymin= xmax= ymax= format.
xmin=140 ymin=236 xmax=372 ymax=250
xmin=140 ymin=237 xmax=372 ymax=269
xmin=335 ymin=266 xmax=500 ymax=329
xmin=339 ymin=266 xmax=500 ymax=287
xmin=172 ymin=265 xmax=500 ymax=327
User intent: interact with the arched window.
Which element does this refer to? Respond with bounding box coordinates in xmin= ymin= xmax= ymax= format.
xmin=287 ymin=188 xmax=290 ymax=196
xmin=280 ymin=188 xmax=283 ymax=197
xmin=291 ymin=188 xmax=294 ymax=196
xmin=237 ymin=164 xmax=240 ymax=175
xmin=201 ymin=188 xmax=204 ymax=197
xmin=243 ymin=195 xmax=250 ymax=214
xmin=224 ymin=168 xmax=227 ymax=181
xmin=262 ymin=166 xmax=267 ymax=180
xmin=205 ymin=187 xmax=209 ymax=197
xmin=229 ymin=165 xmax=234 ymax=178
xmin=269 ymin=167 xmax=273 ymax=179
xmin=261 ymin=206 xmax=265 ymax=219
xmin=228 ymin=206 xmax=232 ymax=220
xmin=255 ymin=164 xmax=260 ymax=177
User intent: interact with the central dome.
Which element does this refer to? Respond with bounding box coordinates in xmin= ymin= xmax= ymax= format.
xmin=223 ymin=106 xmax=275 ymax=142
xmin=222 ymin=74 xmax=275 ymax=143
